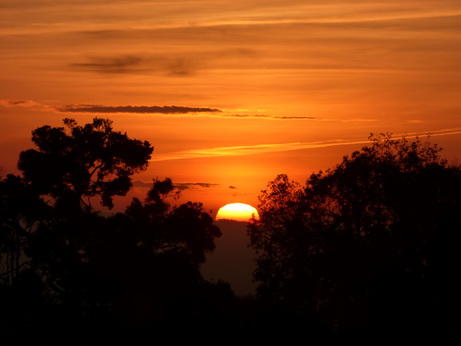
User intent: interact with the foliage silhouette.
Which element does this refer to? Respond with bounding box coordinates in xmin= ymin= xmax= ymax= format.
xmin=88 ymin=178 xmax=223 ymax=325
xmin=6 ymin=120 xmax=461 ymax=342
xmin=1 ymin=118 xmax=232 ymax=343
xmin=249 ymin=134 xmax=461 ymax=340
xmin=18 ymin=118 xmax=153 ymax=210
xmin=0 ymin=174 xmax=49 ymax=286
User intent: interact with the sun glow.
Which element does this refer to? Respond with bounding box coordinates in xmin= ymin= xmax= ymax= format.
xmin=215 ymin=203 xmax=259 ymax=222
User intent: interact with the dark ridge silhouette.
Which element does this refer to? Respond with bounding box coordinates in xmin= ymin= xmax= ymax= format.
xmin=2 ymin=124 xmax=461 ymax=343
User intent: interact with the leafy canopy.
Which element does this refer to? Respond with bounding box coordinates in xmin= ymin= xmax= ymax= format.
xmin=18 ymin=118 xmax=153 ymax=209
xmin=2 ymin=119 xmax=225 ymax=325
xmin=249 ymin=133 xmax=461 ymax=330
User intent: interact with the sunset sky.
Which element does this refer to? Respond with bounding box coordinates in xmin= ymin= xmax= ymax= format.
xmin=2 ymin=0 xmax=461 ymax=215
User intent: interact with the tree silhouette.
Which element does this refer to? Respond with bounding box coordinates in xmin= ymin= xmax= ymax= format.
xmin=249 ymin=134 xmax=461 ymax=338
xmin=18 ymin=118 xmax=153 ymax=210
xmin=1 ymin=118 xmax=152 ymax=311
xmin=1 ymin=119 xmax=230 ymax=341
xmin=99 ymin=178 xmax=222 ymax=325
xmin=0 ymin=174 xmax=49 ymax=286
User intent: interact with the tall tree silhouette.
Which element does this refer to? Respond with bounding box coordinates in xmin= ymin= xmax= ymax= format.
xmin=249 ymin=134 xmax=461 ymax=338
xmin=1 ymin=118 xmax=228 ymax=340
xmin=4 ymin=118 xmax=153 ymax=311
xmin=18 ymin=118 xmax=153 ymax=210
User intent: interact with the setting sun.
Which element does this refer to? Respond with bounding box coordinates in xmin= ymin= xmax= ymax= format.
xmin=216 ymin=203 xmax=259 ymax=222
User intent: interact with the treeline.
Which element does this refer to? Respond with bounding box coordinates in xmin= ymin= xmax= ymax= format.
xmin=1 ymin=120 xmax=460 ymax=343
xmin=249 ymin=134 xmax=461 ymax=343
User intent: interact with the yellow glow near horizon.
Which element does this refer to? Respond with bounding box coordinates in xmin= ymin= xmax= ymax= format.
xmin=216 ymin=203 xmax=259 ymax=222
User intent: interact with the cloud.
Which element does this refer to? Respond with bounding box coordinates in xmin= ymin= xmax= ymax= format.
xmin=70 ymin=54 xmax=202 ymax=76
xmin=174 ymin=182 xmax=219 ymax=190
xmin=0 ymin=100 xmax=374 ymax=122
xmin=132 ymin=180 xmax=153 ymax=188
xmin=225 ymin=114 xmax=317 ymax=120
xmin=70 ymin=55 xmax=144 ymax=74
xmin=0 ymin=99 xmax=41 ymax=107
xmin=56 ymin=105 xmax=331 ymax=120
xmin=154 ymin=127 xmax=461 ymax=161
xmin=68 ymin=47 xmax=259 ymax=76
xmin=57 ymin=104 xmax=222 ymax=114
xmin=0 ymin=99 xmax=54 ymax=112
xmin=1 ymin=99 xmax=222 ymax=116
xmin=154 ymin=139 xmax=371 ymax=161
xmin=223 ymin=114 xmax=378 ymax=122
xmin=132 ymin=180 xmax=219 ymax=190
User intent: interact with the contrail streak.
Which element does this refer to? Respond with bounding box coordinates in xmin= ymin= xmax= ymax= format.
xmin=153 ymin=127 xmax=461 ymax=162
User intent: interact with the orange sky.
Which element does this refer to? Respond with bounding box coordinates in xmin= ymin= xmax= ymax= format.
xmin=1 ymin=0 xmax=461 ymax=215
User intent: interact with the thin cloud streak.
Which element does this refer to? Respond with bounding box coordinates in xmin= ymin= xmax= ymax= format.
xmin=3 ymin=1 xmax=461 ymax=35
xmin=221 ymin=114 xmax=317 ymax=120
xmin=195 ymin=11 xmax=461 ymax=29
xmin=70 ymin=55 xmax=144 ymax=74
xmin=174 ymin=182 xmax=220 ymax=190
xmin=0 ymin=99 xmax=41 ymax=108
xmin=0 ymin=100 xmax=376 ymax=122
xmin=153 ymin=128 xmax=461 ymax=162
xmin=132 ymin=180 xmax=219 ymax=190
xmin=57 ymin=104 xmax=222 ymax=114
xmin=153 ymin=140 xmax=371 ymax=162
xmin=0 ymin=99 xmax=55 ymax=112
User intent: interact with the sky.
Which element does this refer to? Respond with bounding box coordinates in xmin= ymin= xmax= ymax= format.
xmin=2 ymin=0 xmax=461 ymax=216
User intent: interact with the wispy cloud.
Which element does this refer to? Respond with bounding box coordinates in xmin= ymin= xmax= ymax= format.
xmin=57 ymin=104 xmax=222 ymax=114
xmin=0 ymin=99 xmax=54 ymax=112
xmin=69 ymin=50 xmax=256 ymax=76
xmin=56 ymin=104 xmax=325 ymax=120
xmin=0 ymin=99 xmax=375 ymax=122
xmin=225 ymin=114 xmax=316 ymax=120
xmin=132 ymin=180 xmax=219 ymax=190
xmin=3 ymin=1 xmax=461 ymax=36
xmin=1 ymin=99 xmax=223 ymax=115
xmin=70 ymin=55 xmax=144 ymax=74
xmin=174 ymin=182 xmax=219 ymax=190
xmin=132 ymin=180 xmax=153 ymax=188
xmin=154 ymin=128 xmax=461 ymax=161
xmin=0 ymin=99 xmax=41 ymax=107
xmin=70 ymin=54 xmax=203 ymax=76
xmin=154 ymin=139 xmax=371 ymax=161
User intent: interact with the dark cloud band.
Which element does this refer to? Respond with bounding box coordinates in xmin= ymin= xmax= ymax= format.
xmin=174 ymin=182 xmax=219 ymax=190
xmin=132 ymin=180 xmax=219 ymax=190
xmin=228 ymin=114 xmax=316 ymax=120
xmin=57 ymin=104 xmax=222 ymax=114
xmin=56 ymin=104 xmax=313 ymax=119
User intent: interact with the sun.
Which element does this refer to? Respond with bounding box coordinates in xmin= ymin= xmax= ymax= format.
xmin=215 ymin=203 xmax=259 ymax=222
